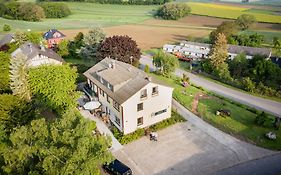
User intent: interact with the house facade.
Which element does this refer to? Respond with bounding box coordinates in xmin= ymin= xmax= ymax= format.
xmin=43 ymin=29 xmax=66 ymax=48
xmin=11 ymin=42 xmax=64 ymax=67
xmin=84 ymin=58 xmax=173 ymax=134
xmin=163 ymin=41 xmax=271 ymax=60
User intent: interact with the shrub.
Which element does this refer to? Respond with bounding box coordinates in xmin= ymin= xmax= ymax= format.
xmin=19 ymin=3 xmax=45 ymax=21
xmin=150 ymin=111 xmax=186 ymax=131
xmin=112 ymin=127 xmax=145 ymax=145
xmin=0 ymin=3 xmax=7 ymax=17
xmin=3 ymin=2 xmax=45 ymax=21
xmin=157 ymin=3 xmax=191 ymax=20
xmin=255 ymin=111 xmax=267 ymax=126
xmin=3 ymin=24 xmax=11 ymax=32
xmin=241 ymin=77 xmax=256 ymax=93
xmin=182 ymin=73 xmax=190 ymax=83
xmin=39 ymin=2 xmax=71 ymax=18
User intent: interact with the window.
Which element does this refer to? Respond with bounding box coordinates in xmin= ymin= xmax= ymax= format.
xmin=115 ymin=116 xmax=120 ymax=126
xmin=100 ymin=89 xmax=104 ymax=97
xmin=100 ymin=77 xmax=103 ymax=84
xmin=140 ymin=89 xmax=147 ymax=99
xmin=152 ymin=86 xmax=158 ymax=96
xmin=151 ymin=109 xmax=167 ymax=117
xmin=137 ymin=103 xmax=143 ymax=111
xmin=107 ymin=94 xmax=110 ymax=103
xmin=137 ymin=117 xmax=143 ymax=126
xmin=113 ymin=101 xmax=120 ymax=112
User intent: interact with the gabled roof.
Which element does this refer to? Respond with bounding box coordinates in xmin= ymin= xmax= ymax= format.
xmin=180 ymin=41 xmax=210 ymax=48
xmin=228 ymin=45 xmax=271 ymax=57
xmin=0 ymin=34 xmax=14 ymax=47
xmin=84 ymin=58 xmax=172 ymax=104
xmin=11 ymin=42 xmax=64 ymax=63
xmin=43 ymin=29 xmax=66 ymax=40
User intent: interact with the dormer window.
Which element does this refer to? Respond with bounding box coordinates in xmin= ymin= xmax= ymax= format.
xmin=100 ymin=77 xmax=103 ymax=84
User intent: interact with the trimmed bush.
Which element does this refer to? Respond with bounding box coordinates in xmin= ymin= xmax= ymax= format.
xmin=39 ymin=2 xmax=71 ymax=18
xmin=3 ymin=24 xmax=11 ymax=32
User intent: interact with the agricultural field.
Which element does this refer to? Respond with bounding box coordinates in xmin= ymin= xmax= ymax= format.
xmin=0 ymin=1 xmax=281 ymax=50
xmin=187 ymin=2 xmax=281 ymax=23
xmin=0 ymin=3 xmax=156 ymax=31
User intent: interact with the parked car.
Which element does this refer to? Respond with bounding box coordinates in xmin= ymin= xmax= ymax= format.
xmin=216 ymin=109 xmax=231 ymax=117
xmin=103 ymin=159 xmax=132 ymax=175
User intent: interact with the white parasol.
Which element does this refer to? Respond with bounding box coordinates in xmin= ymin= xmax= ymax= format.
xmin=83 ymin=101 xmax=101 ymax=110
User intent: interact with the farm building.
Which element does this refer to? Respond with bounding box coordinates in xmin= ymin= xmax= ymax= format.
xmin=84 ymin=58 xmax=173 ymax=134
xmin=43 ymin=29 xmax=66 ymax=48
xmin=11 ymin=42 xmax=64 ymax=67
xmin=163 ymin=41 xmax=271 ymax=60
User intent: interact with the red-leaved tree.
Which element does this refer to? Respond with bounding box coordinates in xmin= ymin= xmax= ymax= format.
xmin=96 ymin=35 xmax=141 ymax=65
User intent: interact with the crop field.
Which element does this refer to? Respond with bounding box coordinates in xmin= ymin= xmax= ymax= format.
xmin=0 ymin=2 xmax=156 ymax=31
xmin=187 ymin=2 xmax=281 ymax=24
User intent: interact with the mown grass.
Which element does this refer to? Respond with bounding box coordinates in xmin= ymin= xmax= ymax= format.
xmin=0 ymin=2 xmax=157 ymax=31
xmin=150 ymin=73 xmax=281 ymax=150
xmin=187 ymin=2 xmax=281 ymax=24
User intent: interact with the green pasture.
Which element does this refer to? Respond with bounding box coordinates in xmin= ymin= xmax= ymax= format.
xmin=0 ymin=2 xmax=157 ymax=31
xmin=187 ymin=2 xmax=281 ymax=24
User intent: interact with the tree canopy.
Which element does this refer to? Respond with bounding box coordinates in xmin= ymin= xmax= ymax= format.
xmin=153 ymin=50 xmax=179 ymax=76
xmin=79 ymin=28 xmax=105 ymax=60
xmin=28 ymin=64 xmax=79 ymax=111
xmin=96 ymin=35 xmax=141 ymax=65
xmin=0 ymin=108 xmax=112 ymax=174
xmin=0 ymin=52 xmax=11 ymax=93
xmin=236 ymin=14 xmax=256 ymax=30
xmin=209 ymin=21 xmax=239 ymax=43
xmin=157 ymin=3 xmax=191 ymax=20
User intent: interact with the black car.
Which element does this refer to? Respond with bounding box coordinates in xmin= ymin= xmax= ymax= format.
xmin=103 ymin=159 xmax=132 ymax=175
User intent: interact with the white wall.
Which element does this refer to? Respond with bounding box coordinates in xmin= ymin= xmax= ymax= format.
xmin=122 ymin=83 xmax=173 ymax=134
xmin=28 ymin=55 xmax=62 ymax=67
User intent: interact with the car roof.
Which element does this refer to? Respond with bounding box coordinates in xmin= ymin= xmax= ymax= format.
xmin=108 ymin=159 xmax=131 ymax=174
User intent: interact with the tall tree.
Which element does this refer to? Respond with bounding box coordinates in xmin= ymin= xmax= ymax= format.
xmin=28 ymin=64 xmax=79 ymax=111
xmin=209 ymin=21 xmax=239 ymax=43
xmin=208 ymin=33 xmax=231 ymax=80
xmin=10 ymin=53 xmax=31 ymax=101
xmin=1 ymin=108 xmax=112 ymax=174
xmin=79 ymin=28 xmax=105 ymax=60
xmin=0 ymin=52 xmax=11 ymax=93
xmin=153 ymin=51 xmax=179 ymax=76
xmin=56 ymin=39 xmax=69 ymax=57
xmin=228 ymin=53 xmax=248 ymax=78
xmin=96 ymin=35 xmax=141 ymax=65
xmin=236 ymin=14 xmax=256 ymax=30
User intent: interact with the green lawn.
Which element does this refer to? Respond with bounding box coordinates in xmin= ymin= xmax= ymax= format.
xmin=187 ymin=2 xmax=281 ymax=24
xmin=0 ymin=2 xmax=157 ymax=31
xmin=150 ymin=73 xmax=281 ymax=150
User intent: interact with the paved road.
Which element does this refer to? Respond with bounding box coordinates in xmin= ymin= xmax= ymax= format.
xmin=212 ymin=153 xmax=281 ymax=175
xmin=140 ymin=55 xmax=281 ymax=117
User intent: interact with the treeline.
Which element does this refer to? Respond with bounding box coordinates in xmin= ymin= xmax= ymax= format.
xmin=37 ymin=0 xmax=172 ymax=5
xmin=0 ymin=2 xmax=71 ymax=21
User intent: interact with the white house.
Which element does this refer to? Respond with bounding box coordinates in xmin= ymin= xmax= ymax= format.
xmin=84 ymin=58 xmax=173 ymax=134
xmin=11 ymin=42 xmax=64 ymax=67
xmin=163 ymin=41 xmax=271 ymax=60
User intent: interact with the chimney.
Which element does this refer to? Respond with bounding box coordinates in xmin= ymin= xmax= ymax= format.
xmin=28 ymin=44 xmax=32 ymax=53
xmin=111 ymin=60 xmax=116 ymax=69
xmin=145 ymin=76 xmax=152 ymax=82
